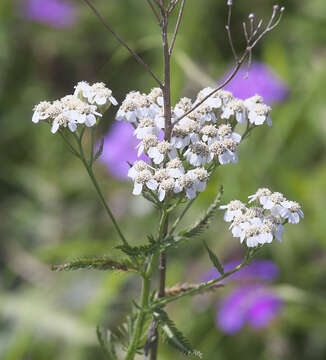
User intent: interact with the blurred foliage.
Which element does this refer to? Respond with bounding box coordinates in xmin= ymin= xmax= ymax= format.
xmin=1 ymin=0 xmax=326 ymax=359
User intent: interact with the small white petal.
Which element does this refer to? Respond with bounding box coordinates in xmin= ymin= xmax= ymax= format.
xmin=68 ymin=122 xmax=77 ymax=132
xmin=158 ymin=189 xmax=166 ymax=202
xmin=51 ymin=121 xmax=60 ymax=134
xmin=85 ymin=114 xmax=97 ymax=127
xmin=133 ymin=182 xmax=143 ymax=195
xmin=32 ymin=112 xmax=40 ymax=123
xmin=109 ymin=96 xmax=118 ymax=106
xmin=146 ymin=179 xmax=158 ymax=191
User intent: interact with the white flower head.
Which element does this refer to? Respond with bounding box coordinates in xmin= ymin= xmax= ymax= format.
xmin=217 ymin=124 xmax=242 ymax=143
xmin=195 ymin=87 xmax=222 ymax=109
xmin=148 ymin=87 xmax=164 ymax=107
xmin=260 ymin=191 xmax=285 ymax=211
xmin=244 ymin=94 xmax=264 ymax=109
xmin=32 ymin=101 xmax=52 ymax=123
xmin=166 ymin=159 xmax=185 ymax=178
xmin=264 ymin=215 xmax=285 ymax=242
xmin=244 ymin=95 xmax=272 ymax=126
xmin=157 ymin=178 xmax=176 ymax=201
xmin=74 ymin=81 xmax=117 ymax=107
xmin=128 ymin=160 xmax=149 ymax=180
xmin=242 ymin=224 xmax=274 ymax=247
xmin=221 ymin=99 xmax=246 ymax=124
xmin=217 ymin=90 xmax=234 ymax=110
xmin=184 ymin=141 xmax=212 ymax=166
xmin=134 ymin=117 xmax=160 ymax=139
xmin=175 ymin=168 xmax=209 ymax=199
xmin=189 ymin=104 xmax=216 ymax=125
xmin=209 ymin=138 xmax=238 ymax=165
xmin=224 ymin=189 xmax=303 ymax=248
xmin=133 ymin=170 xmax=158 ymax=195
xmin=279 ymin=200 xmax=304 ymax=223
xmin=148 ymin=141 xmax=177 ymax=165
xmin=200 ymin=125 xmax=218 ymax=144
xmin=116 ymin=91 xmax=150 ymax=123
xmin=171 ymin=119 xmax=200 ymax=150
xmin=173 ymin=97 xmax=193 ymax=117
xmin=136 ymin=134 xmax=158 ymax=157
xmin=220 ymin=200 xmax=247 ymax=222
xmin=248 ymin=187 xmax=272 ymax=203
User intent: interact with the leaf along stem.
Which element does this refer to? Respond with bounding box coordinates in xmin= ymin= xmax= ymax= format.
xmin=125 ymin=275 xmax=151 ymax=360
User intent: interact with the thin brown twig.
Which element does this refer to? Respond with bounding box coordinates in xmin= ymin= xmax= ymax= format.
xmin=250 ymin=6 xmax=285 ymax=48
xmin=153 ymin=0 xmax=164 ymax=12
xmin=168 ymin=0 xmax=186 ymax=55
xmin=173 ymin=52 xmax=248 ymax=126
xmin=225 ymin=1 xmax=238 ymax=60
xmin=146 ymin=0 xmax=161 ymax=24
xmin=82 ymin=0 xmax=163 ymax=87
xmin=173 ymin=5 xmax=285 ymax=127
xmin=167 ymin=0 xmax=179 ymax=15
xmin=161 ymin=12 xmax=173 ymax=140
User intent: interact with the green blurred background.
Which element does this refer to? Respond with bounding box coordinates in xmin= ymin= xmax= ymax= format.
xmin=1 ymin=0 xmax=326 ymax=359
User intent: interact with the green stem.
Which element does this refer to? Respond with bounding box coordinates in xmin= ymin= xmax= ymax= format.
xmin=168 ymin=198 xmax=195 ymax=236
xmin=74 ymin=132 xmax=129 ymax=247
xmin=89 ymin=127 xmax=95 ymax=166
xmin=154 ymin=261 xmax=249 ymax=308
xmin=58 ymin=131 xmax=81 ymax=159
xmin=125 ymin=275 xmax=151 ymax=360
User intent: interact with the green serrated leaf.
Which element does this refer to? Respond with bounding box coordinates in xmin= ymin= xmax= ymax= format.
xmin=116 ymin=241 xmax=159 ymax=258
xmin=203 ymin=241 xmax=224 ymax=275
xmin=153 ymin=309 xmax=194 ymax=356
xmin=96 ymin=325 xmax=118 ymax=360
xmin=93 ymin=136 xmax=105 ymax=162
xmin=51 ymin=256 xmax=134 ymax=272
xmin=180 ymin=186 xmax=224 ymax=239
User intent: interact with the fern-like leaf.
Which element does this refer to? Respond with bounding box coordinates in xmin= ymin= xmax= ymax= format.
xmin=153 ymin=309 xmax=195 ymax=356
xmin=180 ymin=186 xmax=224 ymax=239
xmin=96 ymin=325 xmax=118 ymax=360
xmin=51 ymin=256 xmax=134 ymax=272
xmin=116 ymin=235 xmax=160 ymax=257
xmin=203 ymin=241 xmax=224 ymax=275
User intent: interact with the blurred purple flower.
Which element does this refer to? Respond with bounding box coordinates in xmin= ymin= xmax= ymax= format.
xmin=100 ymin=121 xmax=149 ymax=180
xmin=22 ymin=0 xmax=77 ymax=28
xmin=217 ymin=285 xmax=282 ymax=334
xmin=202 ymin=260 xmax=282 ymax=334
xmin=223 ymin=62 xmax=289 ymax=104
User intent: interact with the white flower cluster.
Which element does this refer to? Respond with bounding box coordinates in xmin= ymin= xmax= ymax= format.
xmin=117 ymin=87 xmax=272 ymax=201
xmin=32 ymin=82 xmax=117 ymax=134
xmin=220 ymin=188 xmax=304 ymax=247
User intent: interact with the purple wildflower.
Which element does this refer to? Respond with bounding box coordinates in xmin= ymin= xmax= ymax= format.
xmin=217 ymin=285 xmax=282 ymax=334
xmin=223 ymin=62 xmax=289 ymax=104
xmin=100 ymin=121 xmax=149 ymax=180
xmin=21 ymin=0 xmax=77 ymax=28
xmin=202 ymin=260 xmax=283 ymax=333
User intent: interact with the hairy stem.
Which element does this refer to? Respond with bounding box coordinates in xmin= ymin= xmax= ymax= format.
xmin=149 ymin=7 xmax=174 ymax=359
xmin=125 ymin=275 xmax=151 ymax=360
